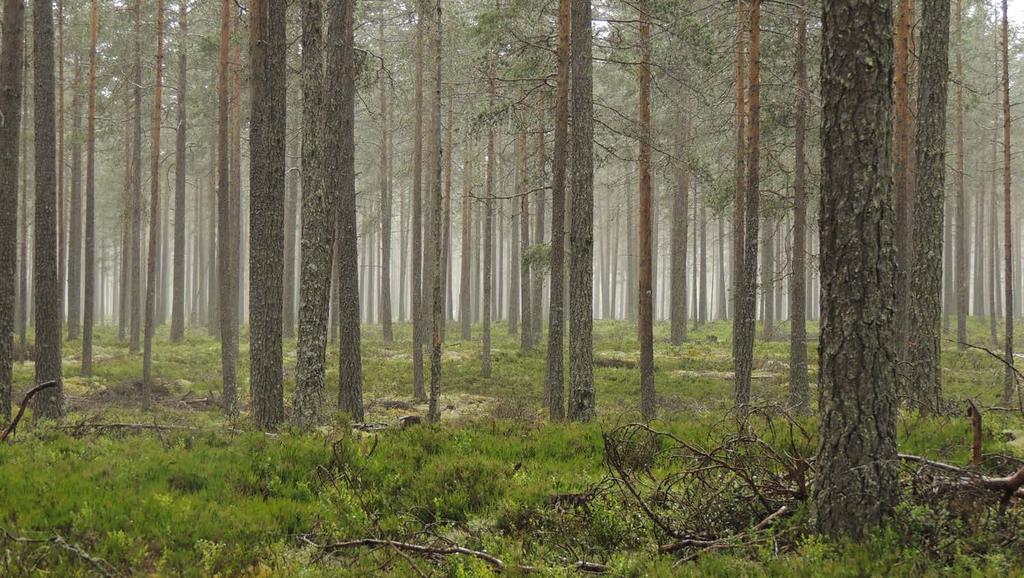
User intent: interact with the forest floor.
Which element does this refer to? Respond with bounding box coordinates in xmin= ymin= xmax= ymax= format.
xmin=3 ymin=318 xmax=1024 ymax=576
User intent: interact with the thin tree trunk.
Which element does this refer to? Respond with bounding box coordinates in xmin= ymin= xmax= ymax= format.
xmin=1001 ymin=0 xmax=1014 ymax=405
xmin=671 ymin=117 xmax=689 ymax=344
xmin=284 ymin=135 xmax=298 ymax=339
xmin=520 ymin=123 xmax=532 ymax=350
xmin=426 ymin=0 xmax=443 ymax=422
xmin=532 ymin=96 xmax=545 ymax=339
xmin=893 ymin=0 xmax=915 ymax=370
xmin=637 ymin=0 xmax=655 ymax=420
xmin=130 ymin=0 xmax=143 ymax=353
xmin=379 ymin=17 xmax=393 ymax=343
xmin=171 ymin=0 xmax=188 ymax=342
xmin=67 ymin=59 xmax=82 ymax=342
xmin=82 ymin=0 xmax=98 ymax=375
xmin=142 ymin=0 xmax=165 ymax=409
xmin=545 ymin=0 xmax=569 ymax=420
xmin=482 ymin=73 xmax=494 ymax=377
xmin=217 ymin=0 xmax=238 ymax=416
xmin=460 ymin=133 xmax=473 ymax=340
xmin=788 ymin=0 xmax=809 ymax=413
xmin=411 ymin=1 xmax=426 ymax=400
xmin=954 ymin=0 xmax=967 ymax=347
xmin=734 ymin=0 xmax=760 ymax=410
xmin=731 ymin=0 xmax=746 ymax=351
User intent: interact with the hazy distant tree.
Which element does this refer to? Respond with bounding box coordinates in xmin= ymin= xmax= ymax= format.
xmin=670 ymin=118 xmax=689 ymax=345
xmin=567 ymin=0 xmax=594 ymax=422
xmin=0 ymin=0 xmax=26 ymax=422
xmin=81 ymin=0 xmax=98 ymax=376
xmin=814 ymin=0 xmax=899 ymax=537
xmin=412 ymin=1 xmax=426 ymax=398
xmin=459 ymin=132 xmax=473 ymax=341
xmin=482 ymin=73 xmax=494 ymax=378
xmin=378 ymin=16 xmax=394 ymax=344
xmin=130 ymin=0 xmax=143 ymax=353
xmin=68 ymin=59 xmax=82 ymax=342
xmin=329 ymin=0 xmax=363 ymax=421
xmin=33 ymin=0 xmax=64 ymax=418
xmin=953 ymin=0 xmax=967 ymax=348
xmin=294 ymin=0 xmax=329 ymax=426
xmin=171 ymin=0 xmax=188 ymax=343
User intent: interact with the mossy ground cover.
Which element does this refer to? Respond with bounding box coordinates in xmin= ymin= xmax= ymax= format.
xmin=2 ymin=318 xmax=1024 ymax=576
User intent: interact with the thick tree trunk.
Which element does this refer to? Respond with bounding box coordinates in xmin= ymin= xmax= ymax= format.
xmin=33 ymin=0 xmax=64 ymax=418
xmin=295 ymin=0 xmax=329 ymax=427
xmin=0 ymin=0 xmax=25 ymax=422
xmin=907 ymin=0 xmax=949 ymax=414
xmin=171 ymin=0 xmax=188 ymax=342
xmin=249 ymin=0 xmax=287 ymax=429
xmin=814 ymin=0 xmax=900 ymax=537
xmin=567 ymin=0 xmax=595 ymax=422
xmin=893 ymin=0 xmax=916 ymax=373
xmin=328 ymin=0 xmax=363 ymax=421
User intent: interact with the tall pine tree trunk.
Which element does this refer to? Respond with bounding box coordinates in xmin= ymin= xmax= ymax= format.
xmin=637 ymin=0 xmax=655 ymax=420
xmin=788 ymin=0 xmax=809 ymax=413
xmin=815 ymin=0 xmax=899 ymax=537
xmin=82 ymin=0 xmax=98 ymax=375
xmin=567 ymin=0 xmax=595 ymax=422
xmin=171 ymin=0 xmax=188 ymax=342
xmin=216 ymin=0 xmax=238 ymax=416
xmin=0 ymin=0 xmax=25 ymax=422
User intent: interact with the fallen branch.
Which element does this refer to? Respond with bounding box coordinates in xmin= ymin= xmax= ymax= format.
xmin=320 ymin=538 xmax=608 ymax=574
xmin=899 ymin=453 xmax=1024 ymax=500
xmin=0 ymin=381 xmax=59 ymax=443
xmin=1 ymin=528 xmax=118 ymax=577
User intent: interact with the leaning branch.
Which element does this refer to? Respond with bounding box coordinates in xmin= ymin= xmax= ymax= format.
xmin=0 ymin=381 xmax=59 ymax=443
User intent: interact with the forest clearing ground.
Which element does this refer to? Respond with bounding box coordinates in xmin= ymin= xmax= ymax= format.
xmin=3 ymin=317 xmax=1024 ymax=576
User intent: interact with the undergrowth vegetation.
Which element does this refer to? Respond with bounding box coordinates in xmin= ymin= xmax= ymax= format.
xmin=2 ymin=319 xmax=1024 ymax=576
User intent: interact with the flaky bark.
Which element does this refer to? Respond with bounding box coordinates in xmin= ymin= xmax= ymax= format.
xmin=567 ymin=0 xmax=595 ymax=422
xmin=814 ymin=0 xmax=900 ymax=537
xmin=788 ymin=0 xmax=809 ymax=414
xmin=734 ymin=0 xmax=760 ymax=409
xmin=295 ymin=0 xmax=329 ymax=427
xmin=545 ymin=0 xmax=570 ymax=420
xmin=0 ymin=0 xmax=25 ymax=422
xmin=330 ymin=0 xmax=363 ymax=421
xmin=217 ymin=0 xmax=238 ymax=416
xmin=906 ymin=0 xmax=949 ymax=415
xmin=33 ymin=0 xmax=64 ymax=418
xmin=249 ymin=0 xmax=287 ymax=429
